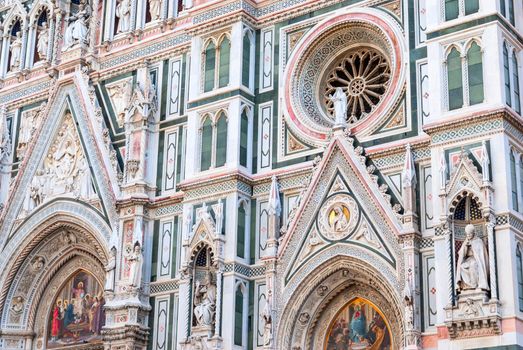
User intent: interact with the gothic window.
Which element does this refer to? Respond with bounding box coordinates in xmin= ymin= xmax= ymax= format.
xmin=242 ymin=31 xmax=253 ymax=88
xmin=218 ymin=36 xmax=230 ymax=88
xmin=500 ymin=0 xmax=506 ymax=17
xmin=517 ymin=244 xmax=523 ymax=311
xmin=237 ymin=200 xmax=247 ymax=258
xmin=445 ymin=0 xmax=478 ymax=20
xmin=215 ymin=112 xmax=227 ymax=167
xmin=520 ymin=156 xmax=523 ymax=212
xmin=203 ymin=41 xmax=216 ymax=92
xmin=504 ymin=43 xmax=512 ymax=107
xmin=445 ymin=0 xmax=459 ymax=20
xmin=467 ymin=42 xmax=484 ymax=105
xmin=240 ymin=109 xmax=249 ymax=168
xmin=507 ymin=0 xmax=515 ymax=25
xmin=200 ymin=115 xmax=213 ymax=171
xmin=234 ymin=283 xmax=246 ymax=346
xmin=447 ymin=47 xmax=463 ymax=110
xmin=511 ymin=150 xmax=519 ymax=211
xmin=452 ymin=195 xmax=482 ymax=222
xmin=202 ymin=35 xmax=231 ymax=92
xmin=199 ymin=111 xmax=228 ymax=172
xmin=513 ymin=53 xmax=521 ymax=114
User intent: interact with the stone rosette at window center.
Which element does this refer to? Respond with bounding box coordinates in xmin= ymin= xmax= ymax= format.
xmin=283 ymin=9 xmax=406 ymax=145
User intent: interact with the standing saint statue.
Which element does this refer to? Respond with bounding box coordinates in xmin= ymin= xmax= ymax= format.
xmin=104 ymin=247 xmax=117 ymax=291
xmin=455 ymin=224 xmax=489 ymax=292
xmin=37 ymin=22 xmax=49 ymax=61
xmin=148 ymin=0 xmax=162 ymax=21
xmin=128 ymin=242 xmax=143 ymax=288
xmin=115 ymin=0 xmax=131 ymax=33
xmin=9 ymin=32 xmax=23 ymax=71
xmin=193 ymin=271 xmax=216 ymax=327
xmin=63 ymin=2 xmax=91 ymax=50
xmin=328 ymin=87 xmax=347 ymax=126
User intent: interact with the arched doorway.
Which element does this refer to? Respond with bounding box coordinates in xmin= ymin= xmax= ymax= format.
xmin=0 ymin=200 xmax=111 ymax=350
xmin=275 ymin=257 xmax=403 ymax=350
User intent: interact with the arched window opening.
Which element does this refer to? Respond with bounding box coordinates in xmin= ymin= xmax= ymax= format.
xmin=200 ymin=117 xmax=212 ymax=171
xmin=447 ymin=48 xmax=463 ymax=110
xmin=508 ymin=0 xmax=515 ymax=26
xmin=218 ymin=37 xmax=230 ymax=88
xmin=467 ymin=42 xmax=484 ymax=105
xmin=517 ymin=245 xmax=523 ymax=311
xmin=239 ymin=109 xmax=249 ymax=167
xmin=513 ymin=54 xmax=521 ymax=114
xmin=511 ymin=151 xmax=519 ymax=211
xmin=242 ymin=33 xmax=252 ymax=88
xmin=237 ymin=202 xmax=246 ymax=258
xmin=215 ymin=113 xmax=227 ymax=167
xmin=204 ymin=42 xmax=216 ymax=92
xmin=234 ymin=286 xmax=244 ymax=346
xmin=504 ymin=44 xmax=512 ymax=107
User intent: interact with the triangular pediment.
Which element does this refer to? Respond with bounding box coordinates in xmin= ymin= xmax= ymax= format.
xmin=279 ymin=134 xmax=403 ymax=285
xmin=446 ymin=152 xmax=484 ymax=199
xmin=0 ymin=75 xmax=119 ymax=246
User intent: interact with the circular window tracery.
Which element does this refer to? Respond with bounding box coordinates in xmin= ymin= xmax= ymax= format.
xmin=324 ymin=48 xmax=391 ymax=123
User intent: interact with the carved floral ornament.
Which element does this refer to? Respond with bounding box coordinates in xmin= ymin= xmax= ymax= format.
xmin=282 ymin=8 xmax=406 ymax=146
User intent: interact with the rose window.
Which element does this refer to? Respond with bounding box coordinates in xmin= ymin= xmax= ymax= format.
xmin=324 ymin=48 xmax=391 ymax=123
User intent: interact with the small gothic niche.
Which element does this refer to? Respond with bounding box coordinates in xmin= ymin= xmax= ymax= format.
xmin=191 ymin=246 xmax=217 ymax=331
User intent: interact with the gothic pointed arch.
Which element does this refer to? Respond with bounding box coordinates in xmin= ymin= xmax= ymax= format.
xmin=0 ymin=76 xmax=119 ymax=249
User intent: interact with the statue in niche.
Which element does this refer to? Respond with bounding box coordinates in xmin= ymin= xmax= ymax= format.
xmin=328 ymin=87 xmax=347 ymax=126
xmin=128 ymin=242 xmax=143 ymax=288
xmin=193 ymin=271 xmax=216 ymax=327
xmin=107 ymin=81 xmax=131 ymax=127
xmin=261 ymin=295 xmax=272 ymax=346
xmin=37 ymin=22 xmax=49 ymax=60
xmin=115 ymin=0 xmax=131 ymax=33
xmin=9 ymin=31 xmax=23 ymax=71
xmin=455 ymin=224 xmax=489 ymax=292
xmin=17 ymin=109 xmax=37 ymax=159
xmin=0 ymin=109 xmax=10 ymax=163
xmin=63 ymin=2 xmax=91 ymax=50
xmin=29 ymin=170 xmax=45 ymax=208
xmin=104 ymin=247 xmax=117 ymax=291
xmin=148 ymin=0 xmax=162 ymax=21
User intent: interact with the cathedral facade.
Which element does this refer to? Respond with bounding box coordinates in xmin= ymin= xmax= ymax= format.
xmin=0 ymin=0 xmax=522 ymax=349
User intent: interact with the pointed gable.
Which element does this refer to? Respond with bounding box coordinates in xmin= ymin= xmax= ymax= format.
xmin=279 ymin=133 xmax=404 ymax=286
xmin=0 ymin=75 xmax=119 ymax=245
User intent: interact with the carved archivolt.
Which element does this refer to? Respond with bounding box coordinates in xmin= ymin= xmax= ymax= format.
xmin=276 ymin=256 xmax=403 ymax=350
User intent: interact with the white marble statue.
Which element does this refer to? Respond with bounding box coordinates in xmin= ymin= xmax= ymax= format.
xmin=37 ymin=22 xmax=49 ymax=60
xmin=330 ymin=205 xmax=347 ymax=232
xmin=104 ymin=247 xmax=117 ymax=291
xmin=148 ymin=0 xmax=162 ymax=21
xmin=9 ymin=32 xmax=23 ymax=71
xmin=63 ymin=3 xmax=90 ymax=50
xmin=128 ymin=242 xmax=143 ymax=288
xmin=455 ymin=224 xmax=489 ymax=292
xmin=115 ymin=0 xmax=131 ymax=33
xmin=328 ymin=87 xmax=347 ymax=125
xmin=262 ymin=297 xmax=272 ymax=346
xmin=193 ymin=271 xmax=216 ymax=327
xmin=78 ymin=157 xmax=94 ymax=198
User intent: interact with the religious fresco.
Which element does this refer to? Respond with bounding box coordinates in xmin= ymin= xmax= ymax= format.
xmin=325 ymin=298 xmax=391 ymax=350
xmin=47 ymin=270 xmax=105 ymax=348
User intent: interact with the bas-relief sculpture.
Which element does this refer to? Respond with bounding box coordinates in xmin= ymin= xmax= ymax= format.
xmin=22 ymin=113 xmax=95 ymax=215
xmin=455 ymin=224 xmax=489 ymax=292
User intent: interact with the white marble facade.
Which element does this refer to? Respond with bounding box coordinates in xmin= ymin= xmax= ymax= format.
xmin=0 ymin=1 xmax=522 ymax=350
